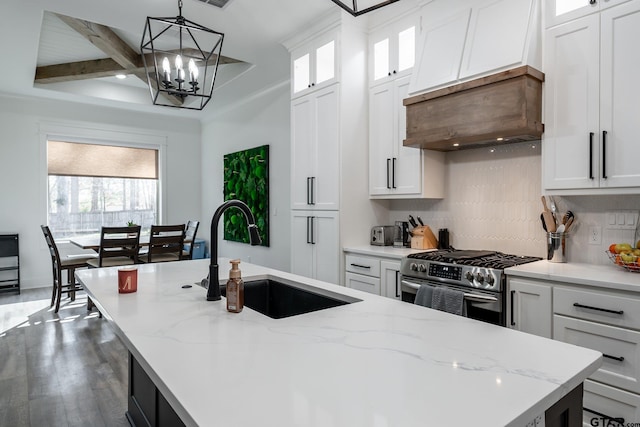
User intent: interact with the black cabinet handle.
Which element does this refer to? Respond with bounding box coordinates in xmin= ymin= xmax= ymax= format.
xmin=573 ymin=302 xmax=623 ymax=315
xmin=584 ymin=407 xmax=624 ymax=425
xmin=311 ymin=177 xmax=316 ymax=205
xmin=392 ymin=158 xmax=397 ymax=189
xmin=603 ymin=354 xmax=625 ymax=362
xmin=386 ymin=158 xmax=391 ymax=189
xmin=589 ymin=132 xmax=594 ymax=180
xmin=602 ymin=130 xmax=607 ymax=179
xmin=395 ymin=271 xmax=400 ymax=298
xmin=350 ymin=263 xmax=371 ymax=269
xmin=589 ymin=0 xmax=597 ymax=5
xmin=510 ymin=290 xmax=516 ymax=326
xmin=306 ymin=216 xmax=311 ymax=244
xmin=310 ymin=216 xmax=316 ymax=244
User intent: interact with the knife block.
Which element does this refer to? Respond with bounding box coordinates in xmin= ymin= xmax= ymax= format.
xmin=410 ymin=225 xmax=438 ymax=249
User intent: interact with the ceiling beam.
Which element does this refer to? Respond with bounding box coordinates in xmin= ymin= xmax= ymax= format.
xmin=54 ymin=14 xmax=142 ymax=69
xmin=35 ymin=58 xmax=125 ymax=83
xmin=35 ymin=52 xmax=240 ymax=84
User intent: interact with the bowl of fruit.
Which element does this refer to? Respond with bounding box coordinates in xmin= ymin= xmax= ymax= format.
xmin=606 ymin=242 xmax=640 ymax=272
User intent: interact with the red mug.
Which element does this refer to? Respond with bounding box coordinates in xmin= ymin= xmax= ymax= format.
xmin=118 ymin=267 xmax=138 ymax=293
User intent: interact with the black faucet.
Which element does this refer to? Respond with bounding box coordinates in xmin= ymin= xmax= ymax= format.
xmin=205 ymin=200 xmax=261 ymax=301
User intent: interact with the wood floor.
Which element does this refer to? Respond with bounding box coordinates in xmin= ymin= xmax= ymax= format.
xmin=0 ymin=288 xmax=129 ymax=427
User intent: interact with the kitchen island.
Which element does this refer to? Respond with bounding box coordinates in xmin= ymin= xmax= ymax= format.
xmin=76 ymin=259 xmax=601 ymax=427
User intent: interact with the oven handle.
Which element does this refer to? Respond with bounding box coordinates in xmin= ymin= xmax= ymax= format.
xmin=401 ymin=280 xmax=498 ymax=303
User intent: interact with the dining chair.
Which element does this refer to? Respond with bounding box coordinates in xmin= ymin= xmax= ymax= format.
xmin=143 ymin=224 xmax=185 ymax=263
xmin=181 ymin=220 xmax=200 ymax=260
xmin=87 ymin=226 xmax=141 ymax=268
xmin=41 ymin=225 xmax=96 ymax=313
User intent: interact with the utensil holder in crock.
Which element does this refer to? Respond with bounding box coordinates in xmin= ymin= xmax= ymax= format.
xmin=547 ymin=232 xmax=568 ymax=263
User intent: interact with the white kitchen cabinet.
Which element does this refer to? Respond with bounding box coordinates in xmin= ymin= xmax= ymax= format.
xmin=344 ymin=252 xmax=401 ymax=299
xmin=291 ymin=84 xmax=339 ymax=210
xmin=291 ymin=30 xmax=337 ymax=98
xmin=369 ymin=14 xmax=417 ymax=86
xmin=554 ymin=315 xmax=640 ymax=395
xmin=506 ymin=269 xmax=640 ymax=423
xmin=583 ymin=380 xmax=640 ymax=426
xmin=545 ymin=0 xmax=631 ymax=28
xmin=507 ymin=277 xmax=552 ymax=338
xmin=345 ymin=272 xmax=380 ymax=295
xmin=458 ymin=0 xmax=536 ymax=80
xmin=369 ymin=76 xmax=444 ymax=198
xmin=409 ymin=0 xmax=538 ymax=95
xmin=543 ymin=0 xmax=640 ymax=192
xmin=552 ymin=284 xmax=640 ymax=422
xmin=291 ymin=210 xmax=339 ymax=285
xmin=381 ymin=260 xmax=401 ymax=300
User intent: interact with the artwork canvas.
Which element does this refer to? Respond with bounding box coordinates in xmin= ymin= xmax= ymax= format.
xmin=223 ymin=145 xmax=269 ymax=246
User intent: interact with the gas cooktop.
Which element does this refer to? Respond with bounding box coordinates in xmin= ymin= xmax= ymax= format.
xmin=407 ymin=249 xmax=541 ymax=269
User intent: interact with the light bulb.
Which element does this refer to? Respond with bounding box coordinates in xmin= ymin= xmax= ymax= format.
xmin=175 ymin=55 xmax=183 ymax=71
xmin=162 ymin=57 xmax=171 ymax=74
xmin=188 ymin=59 xmax=198 ymax=81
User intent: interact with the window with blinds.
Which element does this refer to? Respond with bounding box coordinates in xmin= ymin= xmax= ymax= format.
xmin=47 ymin=140 xmax=159 ymax=239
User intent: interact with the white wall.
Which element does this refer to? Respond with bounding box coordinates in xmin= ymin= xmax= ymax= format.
xmin=0 ymin=94 xmax=202 ymax=289
xmin=200 ymin=83 xmax=291 ymax=272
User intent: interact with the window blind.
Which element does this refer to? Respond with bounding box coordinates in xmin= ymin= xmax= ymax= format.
xmin=47 ymin=140 xmax=158 ymax=179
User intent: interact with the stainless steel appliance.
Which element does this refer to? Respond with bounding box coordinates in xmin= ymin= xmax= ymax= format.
xmin=370 ymin=226 xmax=395 ymax=246
xmin=393 ymin=221 xmax=410 ymax=248
xmin=400 ymin=249 xmax=541 ymax=326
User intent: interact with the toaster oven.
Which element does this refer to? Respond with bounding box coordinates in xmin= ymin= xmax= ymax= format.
xmin=371 ymin=226 xmax=395 ymax=246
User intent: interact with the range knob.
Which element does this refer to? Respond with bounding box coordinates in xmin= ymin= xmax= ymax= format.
xmin=418 ymin=263 xmax=427 ymax=273
xmin=410 ymin=263 xmax=418 ymax=271
xmin=465 ymin=272 xmax=474 ymax=281
xmin=487 ymin=275 xmax=495 ymax=285
xmin=476 ymin=273 xmax=485 ymax=283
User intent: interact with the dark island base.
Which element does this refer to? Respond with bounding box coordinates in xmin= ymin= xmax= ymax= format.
xmin=124 ymin=351 xmax=584 ymax=427
xmin=126 ymin=353 xmax=185 ymax=427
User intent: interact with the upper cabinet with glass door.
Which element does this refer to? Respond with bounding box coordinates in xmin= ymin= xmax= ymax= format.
xmin=546 ymin=0 xmax=631 ymax=27
xmin=369 ymin=14 xmax=417 ymax=86
xmin=291 ymin=30 xmax=338 ymax=98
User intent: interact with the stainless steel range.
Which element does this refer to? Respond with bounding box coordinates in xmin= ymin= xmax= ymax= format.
xmin=400 ymin=249 xmax=541 ymax=326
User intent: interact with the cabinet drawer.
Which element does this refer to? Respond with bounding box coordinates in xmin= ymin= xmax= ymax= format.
xmin=554 ymin=287 xmax=640 ymax=330
xmin=583 ymin=379 xmax=640 ymax=427
xmin=345 ymin=272 xmax=380 ymax=295
xmin=345 ymin=255 xmax=380 ymax=278
xmin=554 ymin=315 xmax=640 ymax=394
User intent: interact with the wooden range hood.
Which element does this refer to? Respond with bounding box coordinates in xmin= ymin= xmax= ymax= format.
xmin=403 ymin=66 xmax=544 ymax=151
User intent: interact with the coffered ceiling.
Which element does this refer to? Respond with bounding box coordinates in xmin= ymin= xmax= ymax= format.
xmin=1 ymin=0 xmax=341 ymax=119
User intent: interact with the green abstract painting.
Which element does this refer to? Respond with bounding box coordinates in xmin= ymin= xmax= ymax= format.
xmin=223 ymin=145 xmax=269 ymax=246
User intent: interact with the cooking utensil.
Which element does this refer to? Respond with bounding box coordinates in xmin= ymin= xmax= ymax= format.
xmin=408 ymin=215 xmax=418 ymax=228
xmin=417 ymin=216 xmax=424 ymax=226
xmin=540 ymin=213 xmax=548 ymax=232
xmin=549 ymin=196 xmax=558 ymax=221
xmin=564 ymin=216 xmax=575 ymax=232
xmin=540 ymin=196 xmax=557 ymax=232
xmin=562 ymin=210 xmax=574 ymax=225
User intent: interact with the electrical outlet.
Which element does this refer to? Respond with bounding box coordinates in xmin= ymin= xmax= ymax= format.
xmin=589 ymin=226 xmax=602 ymax=245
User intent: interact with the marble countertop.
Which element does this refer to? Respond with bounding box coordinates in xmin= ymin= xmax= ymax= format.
xmin=76 ymin=259 xmax=601 ymax=427
xmin=506 ymin=260 xmax=640 ymax=292
xmin=343 ymin=245 xmax=433 ymax=259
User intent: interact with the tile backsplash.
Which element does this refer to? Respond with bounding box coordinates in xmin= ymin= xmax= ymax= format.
xmin=388 ymin=141 xmax=640 ymax=265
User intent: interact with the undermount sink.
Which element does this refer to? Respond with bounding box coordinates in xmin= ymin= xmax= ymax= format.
xmin=220 ymin=278 xmax=359 ymax=319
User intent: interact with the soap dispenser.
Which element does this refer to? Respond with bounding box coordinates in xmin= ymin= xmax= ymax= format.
xmin=226 ymin=259 xmax=244 ymax=313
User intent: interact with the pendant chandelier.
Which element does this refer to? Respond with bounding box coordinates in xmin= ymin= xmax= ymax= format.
xmin=330 ymin=0 xmax=400 ymax=16
xmin=141 ymin=0 xmax=224 ymax=110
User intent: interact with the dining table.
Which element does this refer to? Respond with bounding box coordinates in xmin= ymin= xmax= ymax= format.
xmin=70 ymin=235 xmax=192 ymax=251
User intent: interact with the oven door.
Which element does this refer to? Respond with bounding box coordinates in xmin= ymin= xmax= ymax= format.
xmin=401 ymin=277 xmax=505 ymax=326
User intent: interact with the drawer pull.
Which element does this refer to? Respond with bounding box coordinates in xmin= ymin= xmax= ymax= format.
xmin=603 ymin=354 xmax=625 ymax=362
xmin=573 ymin=303 xmax=624 ymax=315
xmin=350 ymin=263 xmax=371 ymax=269
xmin=584 ymin=407 xmax=624 ymax=425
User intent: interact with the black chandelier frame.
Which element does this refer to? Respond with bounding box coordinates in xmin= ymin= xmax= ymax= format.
xmin=330 ymin=0 xmax=400 ymax=17
xmin=141 ymin=0 xmax=224 ymax=110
